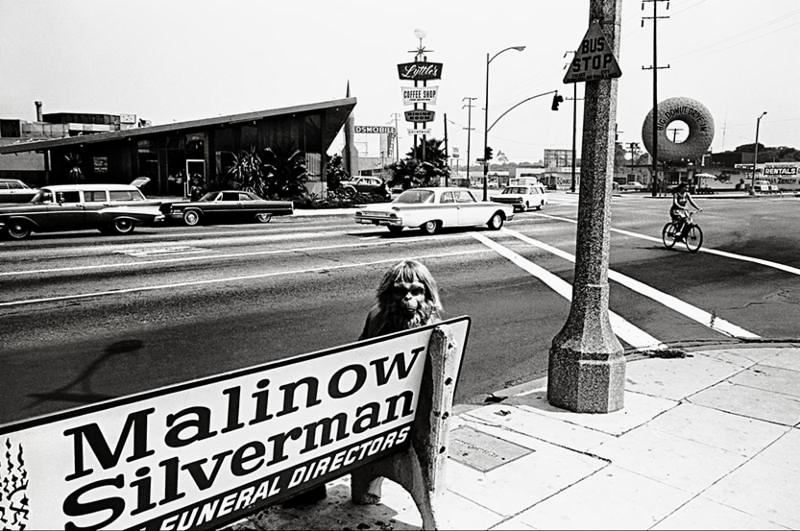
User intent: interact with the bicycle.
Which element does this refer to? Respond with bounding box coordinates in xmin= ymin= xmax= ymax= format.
xmin=662 ymin=210 xmax=703 ymax=252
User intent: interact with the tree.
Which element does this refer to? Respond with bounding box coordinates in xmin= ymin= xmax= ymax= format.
xmin=326 ymin=153 xmax=348 ymax=190
xmin=387 ymin=137 xmax=449 ymax=189
xmin=64 ymin=152 xmax=83 ymax=183
xmin=262 ymin=142 xmax=309 ymax=199
xmin=227 ymin=146 xmax=264 ymax=196
xmin=614 ymin=142 xmax=627 ymax=170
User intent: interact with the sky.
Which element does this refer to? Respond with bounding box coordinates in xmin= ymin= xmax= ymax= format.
xmin=1 ymin=0 xmax=798 ymax=165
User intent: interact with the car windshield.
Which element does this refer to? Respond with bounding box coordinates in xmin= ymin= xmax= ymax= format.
xmin=502 ymin=187 xmax=527 ymax=194
xmin=200 ymin=192 xmax=219 ymax=202
xmin=395 ymin=190 xmax=435 ymax=204
xmin=30 ymin=190 xmax=54 ymax=203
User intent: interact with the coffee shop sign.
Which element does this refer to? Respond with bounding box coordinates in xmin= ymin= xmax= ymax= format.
xmin=397 ymin=62 xmax=443 ymax=81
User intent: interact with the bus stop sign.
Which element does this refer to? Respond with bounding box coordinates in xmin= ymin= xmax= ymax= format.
xmin=564 ymin=20 xmax=622 ymax=83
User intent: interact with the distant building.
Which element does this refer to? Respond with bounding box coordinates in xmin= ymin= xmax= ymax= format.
xmin=544 ymin=148 xmax=574 ymax=168
xmin=0 ymin=98 xmax=356 ymax=197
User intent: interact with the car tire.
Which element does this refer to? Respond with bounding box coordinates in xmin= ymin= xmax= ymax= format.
xmin=536 ymin=201 xmax=544 ymax=210
xmin=525 ymin=201 xmax=530 ymax=212
xmin=110 ymin=217 xmax=136 ymax=235
xmin=420 ymin=220 xmax=439 ymax=235
xmin=488 ymin=212 xmax=504 ymax=230
xmin=342 ymin=186 xmax=357 ymax=199
xmin=255 ymin=213 xmax=272 ymax=223
xmin=6 ymin=220 xmax=31 ymax=240
xmin=183 ymin=209 xmax=201 ymax=226
xmin=387 ymin=226 xmax=403 ymax=235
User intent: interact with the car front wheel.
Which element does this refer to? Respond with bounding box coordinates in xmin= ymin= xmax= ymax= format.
xmin=420 ymin=220 xmax=439 ymax=235
xmin=6 ymin=220 xmax=31 ymax=240
xmin=387 ymin=225 xmax=403 ymax=235
xmin=183 ymin=209 xmax=201 ymax=226
xmin=255 ymin=213 xmax=272 ymax=223
xmin=488 ymin=212 xmax=504 ymax=230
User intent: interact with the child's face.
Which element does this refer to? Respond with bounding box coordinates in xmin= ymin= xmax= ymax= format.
xmin=392 ymin=278 xmax=426 ymax=315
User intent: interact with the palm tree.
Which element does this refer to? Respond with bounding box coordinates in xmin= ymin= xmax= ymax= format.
xmin=388 ymin=137 xmax=449 ymax=189
xmin=326 ymin=153 xmax=349 ymax=190
xmin=262 ymin=143 xmax=309 ymax=199
xmin=64 ymin=152 xmax=83 ymax=183
xmin=228 ymin=146 xmax=265 ymax=196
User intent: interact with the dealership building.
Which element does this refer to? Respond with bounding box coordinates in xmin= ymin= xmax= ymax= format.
xmin=0 ymin=98 xmax=356 ymax=197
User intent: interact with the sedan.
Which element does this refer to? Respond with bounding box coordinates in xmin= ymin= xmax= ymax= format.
xmin=159 ymin=190 xmax=294 ymax=226
xmin=0 ymin=178 xmax=38 ymax=203
xmin=339 ymin=177 xmax=391 ymax=201
xmin=618 ymin=181 xmax=646 ymax=191
xmin=353 ymin=187 xmax=514 ymax=235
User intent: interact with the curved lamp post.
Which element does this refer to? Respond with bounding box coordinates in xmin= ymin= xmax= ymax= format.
xmin=749 ymin=111 xmax=767 ymax=194
xmin=483 ymin=45 xmax=525 ymax=200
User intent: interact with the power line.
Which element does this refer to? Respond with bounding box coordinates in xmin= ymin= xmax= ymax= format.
xmin=670 ymin=9 xmax=800 ymax=59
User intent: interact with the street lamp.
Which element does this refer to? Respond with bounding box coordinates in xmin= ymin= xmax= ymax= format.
xmin=483 ymin=45 xmax=526 ymax=201
xmin=749 ymin=111 xmax=767 ymax=194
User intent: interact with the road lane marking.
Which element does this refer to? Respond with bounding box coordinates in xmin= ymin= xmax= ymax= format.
xmin=471 ymin=232 xmax=665 ymax=351
xmin=534 ymin=212 xmax=800 ymax=277
xmin=116 ymin=246 xmax=209 ymax=257
xmin=501 ymin=228 xmax=760 ymax=340
xmin=0 ymin=249 xmax=489 ymax=308
xmin=0 ymin=233 xmax=469 ymax=277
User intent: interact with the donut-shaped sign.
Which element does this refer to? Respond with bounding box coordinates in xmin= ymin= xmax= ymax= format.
xmin=641 ymin=97 xmax=714 ymax=163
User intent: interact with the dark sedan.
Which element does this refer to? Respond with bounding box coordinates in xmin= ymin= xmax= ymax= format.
xmin=159 ymin=190 xmax=294 ymax=226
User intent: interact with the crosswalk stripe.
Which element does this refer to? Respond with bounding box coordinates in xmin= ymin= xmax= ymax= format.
xmin=471 ymin=232 xmax=665 ymax=351
xmin=501 ymin=228 xmax=760 ymax=340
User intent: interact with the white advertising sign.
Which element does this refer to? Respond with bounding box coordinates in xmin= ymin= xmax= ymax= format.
xmin=408 ymin=128 xmax=431 ymax=136
xmin=401 ymin=86 xmax=439 ymax=105
xmin=354 ymin=125 xmax=396 ymax=135
xmin=0 ymin=318 xmax=470 ymax=531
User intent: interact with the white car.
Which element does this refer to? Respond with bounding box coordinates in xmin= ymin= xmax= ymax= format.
xmin=353 ymin=187 xmax=514 ymax=235
xmin=618 ymin=181 xmax=646 ymax=191
xmin=490 ymin=184 xmax=548 ymax=212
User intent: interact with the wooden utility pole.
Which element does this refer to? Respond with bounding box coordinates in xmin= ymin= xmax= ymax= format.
xmin=642 ymin=0 xmax=670 ymax=196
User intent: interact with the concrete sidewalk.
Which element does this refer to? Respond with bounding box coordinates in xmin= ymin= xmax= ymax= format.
xmin=234 ymin=344 xmax=800 ymax=530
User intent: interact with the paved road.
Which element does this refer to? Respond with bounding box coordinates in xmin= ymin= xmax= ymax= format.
xmin=1 ymin=192 xmax=799 ymax=424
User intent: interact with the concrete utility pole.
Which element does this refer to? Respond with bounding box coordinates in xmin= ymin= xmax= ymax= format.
xmin=548 ymin=0 xmax=625 ymax=414
xmin=462 ymin=97 xmax=477 ymax=183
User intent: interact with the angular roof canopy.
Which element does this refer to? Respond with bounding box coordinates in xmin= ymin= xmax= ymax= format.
xmin=0 ymin=97 xmax=356 ymax=154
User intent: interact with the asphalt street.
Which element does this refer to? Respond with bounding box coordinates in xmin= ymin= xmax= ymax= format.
xmin=1 ymin=192 xmax=799 ymax=425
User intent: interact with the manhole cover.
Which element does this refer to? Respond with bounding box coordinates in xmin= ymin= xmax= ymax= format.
xmin=448 ymin=426 xmax=532 ymax=472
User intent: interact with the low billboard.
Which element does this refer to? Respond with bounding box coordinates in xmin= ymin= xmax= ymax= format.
xmin=0 ymin=318 xmax=470 ymax=531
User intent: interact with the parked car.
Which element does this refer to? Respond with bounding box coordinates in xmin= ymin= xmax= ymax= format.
xmin=159 ymin=190 xmax=294 ymax=226
xmin=0 ymin=183 xmax=164 ymax=240
xmin=353 ymin=187 xmax=514 ymax=235
xmin=0 ymin=178 xmax=38 ymax=203
xmin=618 ymin=181 xmax=646 ymax=192
xmin=490 ymin=184 xmax=548 ymax=212
xmin=339 ymin=177 xmax=391 ymax=201
xmin=752 ymin=179 xmax=779 ymax=194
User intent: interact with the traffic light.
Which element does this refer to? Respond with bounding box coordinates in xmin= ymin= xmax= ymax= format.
xmin=551 ymin=93 xmax=564 ymax=111
xmin=484 ymin=146 xmax=494 ymax=161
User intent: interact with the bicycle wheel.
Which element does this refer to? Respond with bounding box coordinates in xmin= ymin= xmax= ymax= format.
xmin=662 ymin=222 xmax=678 ymax=249
xmin=684 ymin=224 xmax=703 ymax=252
